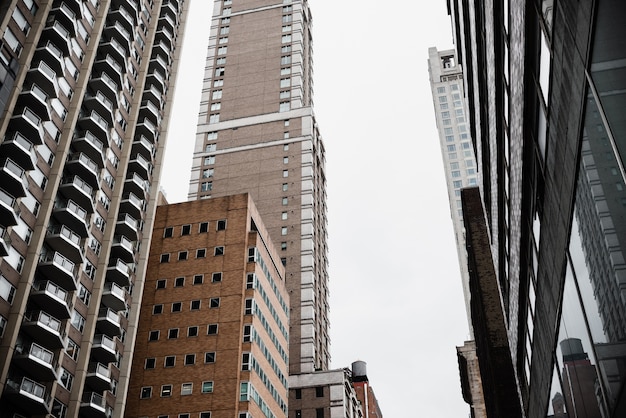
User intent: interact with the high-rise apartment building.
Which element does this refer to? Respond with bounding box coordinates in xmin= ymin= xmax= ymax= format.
xmin=187 ymin=0 xmax=329 ymax=375
xmin=428 ymin=46 xmax=485 ymax=418
xmin=124 ymin=194 xmax=289 ymax=418
xmin=0 ymin=0 xmax=189 ymax=417
xmin=447 ymin=0 xmax=626 ymax=417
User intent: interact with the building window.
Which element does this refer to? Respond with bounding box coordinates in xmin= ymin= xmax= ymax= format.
xmin=145 ymin=358 xmax=156 ymax=369
xmin=59 ymin=368 xmax=74 ymax=390
xmin=172 ymin=302 xmax=182 ymax=312
xmin=178 ymin=251 xmax=188 ymax=261
xmin=282 ymin=34 xmax=292 ymax=43
xmin=140 ymin=387 xmax=152 ymax=399
xmin=281 ymin=227 xmax=288 ymax=235
xmin=212 ymin=272 xmax=222 ymax=282
xmin=218 ymin=46 xmax=227 ymax=54
xmin=71 ymin=311 xmax=86 ymax=333
xmin=199 ymin=222 xmax=209 ymax=233
xmin=282 ymin=212 xmax=288 ymax=220
xmin=0 ymin=277 xmax=16 ymax=304
xmin=280 ymin=78 xmax=291 ymax=88
xmin=215 ymin=67 xmax=225 ymax=77
xmin=280 ymin=90 xmax=290 ymax=99
xmin=202 ymin=168 xmax=214 ymax=179
xmin=194 ymin=274 xmax=204 ymax=284
xmin=201 ymin=413 xmax=212 ymax=418
xmin=197 ymin=248 xmax=206 ymax=258
xmin=243 ymin=324 xmax=252 ymax=342
xmin=191 ymin=300 xmax=201 ymax=310
xmin=201 ymin=181 xmax=213 ymax=192
xmin=205 ymin=352 xmax=216 ymax=363
xmin=246 ymin=273 xmax=256 ymax=289
xmin=316 ymin=386 xmax=324 ymax=397
xmin=168 ymin=328 xmax=179 ymax=339
xmin=214 ymin=246 xmax=224 ymax=256
xmin=161 ymin=385 xmax=172 ymax=397
xmin=164 ymin=227 xmax=173 ymax=237
xmin=282 ymin=197 xmax=288 ymax=205
xmin=217 ymin=219 xmax=227 ymax=230
xmin=66 ymin=339 xmax=80 ymax=361
xmin=165 ymin=356 xmax=175 ymax=367
xmin=295 ymin=389 xmax=302 ymax=399
xmin=207 ymin=324 xmax=218 ymax=335
xmin=204 ymin=155 xmax=216 ymax=165
xmin=184 ymin=354 xmax=196 ymax=365
xmin=210 ymin=297 xmax=220 ymax=308
xmin=149 ymin=330 xmax=159 ymax=341
xmin=241 ymin=353 xmax=251 ymax=371
xmin=211 ymin=102 xmax=221 ymax=111
xmin=153 ymin=304 xmax=163 ymax=315
xmin=209 ymin=114 xmax=220 ymax=124
xmin=220 ymin=26 xmax=229 ymax=35
xmin=283 ymin=170 xmax=288 ymax=177
xmin=160 ymin=253 xmax=170 ymax=263
xmin=175 ymin=277 xmax=185 ymax=287
xmin=316 ymin=408 xmax=324 ymax=418
xmin=157 ymin=279 xmax=166 ymax=289
xmin=281 ymin=242 xmax=287 ymax=250
xmin=188 ymin=326 xmax=199 ymax=337
xmin=244 ymin=299 xmax=254 ymax=315
xmin=282 ymin=183 xmax=288 ymax=191
xmin=181 ymin=383 xmax=193 ymax=395
xmin=202 ymin=381 xmax=214 ymax=393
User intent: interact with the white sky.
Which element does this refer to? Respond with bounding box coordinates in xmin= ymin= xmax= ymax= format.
xmin=160 ymin=1 xmax=469 ymax=416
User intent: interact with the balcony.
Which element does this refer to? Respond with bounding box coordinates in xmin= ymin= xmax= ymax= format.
xmin=99 ymin=37 xmax=126 ymax=66
xmin=106 ymin=258 xmax=133 ymax=287
xmin=30 ymin=280 xmax=72 ymax=319
xmin=0 ymin=188 xmax=19 ymax=226
xmin=0 ymin=158 xmax=27 ymax=197
xmin=3 ymin=376 xmax=51 ymax=415
xmin=16 ymin=84 xmax=51 ymax=122
xmin=104 ymin=21 xmax=131 ymax=54
xmin=102 ymin=281 xmax=127 ymax=312
xmin=112 ymin=0 xmax=139 ymax=18
xmin=83 ymin=91 xmax=115 ymax=126
xmin=37 ymin=250 xmax=78 ymax=290
xmin=85 ymin=362 xmax=112 ymax=392
xmin=45 ymin=224 xmax=84 ymax=263
xmin=120 ymin=192 xmax=144 ymax=220
xmin=148 ymin=53 xmax=169 ymax=76
xmin=110 ymin=5 xmax=137 ymax=32
xmin=33 ymin=42 xmax=64 ymax=75
xmin=80 ymin=392 xmax=110 ymax=418
xmin=144 ymin=84 xmax=163 ymax=109
xmin=111 ymin=235 xmax=135 ymax=263
xmin=159 ymin=9 xmax=177 ymax=31
xmin=132 ymin=135 xmax=156 ymax=163
xmin=72 ymin=131 xmax=107 ymax=168
xmin=91 ymin=334 xmax=118 ymax=364
xmin=21 ymin=310 xmax=65 ymax=349
xmin=41 ymin=21 xmax=71 ymax=55
xmin=90 ymin=72 xmax=119 ymax=105
xmin=154 ymin=26 xmax=174 ymax=49
xmin=97 ymin=308 xmax=122 ymax=337
xmin=66 ymin=152 xmax=100 ymax=188
xmin=0 ymin=132 xmax=36 ymax=170
xmin=116 ymin=214 xmax=140 ymax=240
xmin=59 ymin=176 xmax=95 ymax=213
xmin=152 ymin=40 xmax=171 ymax=60
xmin=9 ymin=107 xmax=44 ymax=145
xmin=139 ymin=98 xmax=162 ymax=126
xmin=146 ymin=69 xmax=166 ymax=92
xmin=53 ymin=199 xmax=89 ymax=237
xmin=49 ymin=3 xmax=77 ymax=37
xmin=13 ymin=341 xmax=59 ymax=380
xmin=78 ymin=110 xmax=110 ymax=149
xmin=124 ymin=172 xmax=150 ymax=199
xmin=128 ymin=153 xmax=152 ymax=179
xmin=0 ymin=225 xmax=10 ymax=256
xmin=135 ymin=117 xmax=157 ymax=143
xmin=93 ymin=55 xmax=124 ymax=87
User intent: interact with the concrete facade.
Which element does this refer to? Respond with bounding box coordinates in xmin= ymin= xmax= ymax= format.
xmin=125 ymin=194 xmax=289 ymax=418
xmin=0 ymin=1 xmax=189 ymax=417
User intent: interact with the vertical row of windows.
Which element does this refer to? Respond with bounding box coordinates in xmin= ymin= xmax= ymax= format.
xmin=279 ymin=6 xmax=293 ymax=113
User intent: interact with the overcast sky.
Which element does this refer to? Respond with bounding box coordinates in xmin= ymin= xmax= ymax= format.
xmin=160 ymin=1 xmax=469 ymax=416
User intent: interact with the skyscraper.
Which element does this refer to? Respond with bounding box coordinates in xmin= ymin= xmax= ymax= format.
xmin=447 ymin=0 xmax=626 ymax=417
xmin=0 ymin=0 xmax=189 ymax=416
xmin=187 ymin=0 xmax=329 ymax=376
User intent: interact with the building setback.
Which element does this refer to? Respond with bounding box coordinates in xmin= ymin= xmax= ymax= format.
xmin=0 ymin=0 xmax=189 ymax=417
xmin=447 ymin=0 xmax=626 ymax=417
xmin=186 ymin=0 xmax=329 ymax=376
xmin=125 ymin=194 xmax=289 ymax=418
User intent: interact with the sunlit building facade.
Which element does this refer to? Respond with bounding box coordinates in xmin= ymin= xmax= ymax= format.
xmin=0 ymin=0 xmax=189 ymax=416
xmin=448 ymin=0 xmax=626 ymax=417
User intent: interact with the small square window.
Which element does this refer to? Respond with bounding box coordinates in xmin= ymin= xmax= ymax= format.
xmin=191 ymin=300 xmax=201 ymax=310
xmin=185 ymin=353 xmax=196 ymax=365
xmin=168 ymin=328 xmax=179 ymax=339
xmin=214 ymin=246 xmax=224 ymax=256
xmin=188 ymin=326 xmax=199 ymax=337
xmin=316 ymin=386 xmax=324 ymax=397
xmin=281 ymin=242 xmax=287 ymax=250
xmin=178 ymin=251 xmax=188 ymax=261
xmin=207 ymin=324 xmax=218 ymax=335
xmin=199 ymin=222 xmax=209 ymax=233
xmin=172 ymin=302 xmax=182 ymax=312
xmin=281 ymin=227 xmax=288 ymax=236
xmin=161 ymin=385 xmax=172 ymax=397
xmin=181 ymin=224 xmax=191 ymax=235
xmin=205 ymin=352 xmax=216 ymax=363
xmin=212 ymin=272 xmax=222 ymax=282
xmin=283 ymin=170 xmax=288 ymax=177
xmin=210 ymin=298 xmax=220 ymax=308
xmin=153 ymin=304 xmax=163 ymax=315
xmin=160 ymin=253 xmax=170 ymax=263
xmin=194 ymin=274 xmax=204 ymax=284
xmin=201 ymin=412 xmax=212 ymax=418
xmin=156 ymin=279 xmax=166 ymax=289
xmin=216 ymin=220 xmax=227 ymax=230
xmin=202 ymin=381 xmax=214 ymax=393
xmin=149 ymin=331 xmax=159 ymax=341
xmin=295 ymin=389 xmax=302 ymax=399
xmin=175 ymin=277 xmax=185 ymax=287
xmin=145 ymin=358 xmax=156 ymax=369
xmin=282 ymin=212 xmax=288 ymax=220
xmin=165 ymin=356 xmax=175 ymax=367
xmin=163 ymin=227 xmax=173 ymax=238
xmin=197 ymin=248 xmax=206 ymax=258
xmin=282 ymin=183 xmax=288 ymax=191
xmin=179 ymin=414 xmax=190 ymax=418
xmin=140 ymin=386 xmax=152 ymax=399
xmin=181 ymin=383 xmax=193 ymax=395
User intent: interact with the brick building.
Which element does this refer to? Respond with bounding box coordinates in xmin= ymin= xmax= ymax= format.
xmin=125 ymin=194 xmax=289 ymax=418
